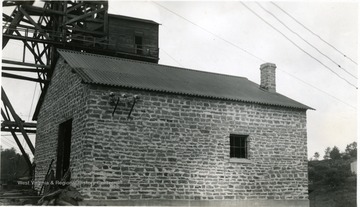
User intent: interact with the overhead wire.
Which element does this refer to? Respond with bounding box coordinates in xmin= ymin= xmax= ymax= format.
xmin=1 ymin=137 xmax=18 ymax=146
xmin=149 ymin=2 xmax=357 ymax=110
xmin=160 ymin=47 xmax=356 ymax=110
xmin=95 ymin=2 xmax=359 ymax=110
xmin=0 ymin=139 xmax=13 ymax=148
xmin=1 ymin=136 xmax=33 ymax=155
xmin=270 ymin=1 xmax=358 ymax=65
xmin=27 ymin=83 xmax=38 ymax=122
xmin=158 ymin=25 xmax=185 ymax=67
xmin=240 ymin=2 xmax=357 ymax=89
xmin=277 ymin=68 xmax=356 ymax=110
xmin=1 ymin=133 xmax=34 ymax=152
xmin=160 ymin=48 xmax=184 ymax=67
xmin=256 ymin=2 xmax=357 ymax=80
xmin=151 ymin=1 xmax=267 ymax=63
xmin=1 ymin=138 xmax=18 ymax=149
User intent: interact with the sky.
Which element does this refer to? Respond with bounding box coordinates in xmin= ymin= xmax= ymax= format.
xmin=1 ymin=1 xmax=358 ymax=160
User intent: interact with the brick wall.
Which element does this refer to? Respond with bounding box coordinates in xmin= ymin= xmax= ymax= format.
xmin=35 ymin=58 xmax=308 ymax=203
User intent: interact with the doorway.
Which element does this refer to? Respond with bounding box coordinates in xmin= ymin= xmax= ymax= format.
xmin=56 ymin=119 xmax=72 ymax=181
xmin=135 ymin=35 xmax=143 ymax=55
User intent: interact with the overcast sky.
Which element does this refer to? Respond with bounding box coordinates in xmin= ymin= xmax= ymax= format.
xmin=109 ymin=1 xmax=358 ymax=159
xmin=1 ymin=1 xmax=358 ymax=160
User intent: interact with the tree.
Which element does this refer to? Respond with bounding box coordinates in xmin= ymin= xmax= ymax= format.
xmin=323 ymin=147 xmax=331 ymax=160
xmin=0 ymin=147 xmax=30 ymax=183
xmin=313 ymin=152 xmax=320 ymax=161
xmin=330 ymin=146 xmax=341 ymax=160
xmin=345 ymin=142 xmax=357 ymax=158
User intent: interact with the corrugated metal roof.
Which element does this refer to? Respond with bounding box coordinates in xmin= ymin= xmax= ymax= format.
xmin=58 ymin=49 xmax=312 ymax=110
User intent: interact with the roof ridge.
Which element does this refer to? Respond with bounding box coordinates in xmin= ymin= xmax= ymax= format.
xmin=57 ymin=49 xmax=249 ymax=81
xmin=58 ymin=49 xmax=312 ymax=110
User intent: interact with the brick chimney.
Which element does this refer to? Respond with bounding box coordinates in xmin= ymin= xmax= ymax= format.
xmin=260 ymin=63 xmax=276 ymax=92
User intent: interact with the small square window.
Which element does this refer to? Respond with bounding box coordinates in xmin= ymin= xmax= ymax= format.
xmin=230 ymin=134 xmax=248 ymax=159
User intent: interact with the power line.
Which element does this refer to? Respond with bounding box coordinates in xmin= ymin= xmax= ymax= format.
xmin=1 ymin=138 xmax=16 ymax=149
xmin=1 ymin=139 xmax=17 ymax=146
xmin=270 ymin=1 xmax=358 ymax=65
xmin=28 ymin=83 xmax=38 ymax=122
xmin=160 ymin=45 xmax=356 ymax=110
xmin=1 ymin=133 xmax=35 ymax=151
xmin=1 ymin=136 xmax=33 ymax=155
xmin=256 ymin=2 xmax=357 ymax=80
xmin=160 ymin=48 xmax=184 ymax=67
xmin=240 ymin=2 xmax=357 ymax=89
xmin=112 ymin=2 xmax=357 ymax=110
xmin=0 ymin=140 xmax=13 ymax=148
xmin=2 ymin=136 xmax=19 ymax=146
xmin=277 ymin=68 xmax=356 ymax=110
xmin=151 ymin=1 xmax=267 ymax=63
xmin=158 ymin=26 xmax=185 ymax=67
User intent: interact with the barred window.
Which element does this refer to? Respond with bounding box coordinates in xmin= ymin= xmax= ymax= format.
xmin=230 ymin=134 xmax=248 ymax=158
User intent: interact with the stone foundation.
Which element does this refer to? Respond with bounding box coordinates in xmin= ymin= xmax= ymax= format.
xmin=80 ymin=199 xmax=309 ymax=207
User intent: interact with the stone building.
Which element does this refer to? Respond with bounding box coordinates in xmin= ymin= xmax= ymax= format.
xmin=34 ymin=14 xmax=312 ymax=207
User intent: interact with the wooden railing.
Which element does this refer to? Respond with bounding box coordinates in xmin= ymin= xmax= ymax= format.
xmin=3 ymin=25 xmax=159 ymax=58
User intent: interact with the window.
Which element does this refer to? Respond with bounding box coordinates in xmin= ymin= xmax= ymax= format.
xmin=230 ymin=134 xmax=248 ymax=159
xmin=135 ymin=35 xmax=143 ymax=55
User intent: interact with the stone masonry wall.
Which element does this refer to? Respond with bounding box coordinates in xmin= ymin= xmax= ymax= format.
xmin=35 ymin=58 xmax=308 ymax=202
xmin=34 ymin=57 xmax=90 ymax=189
xmin=79 ymin=85 xmax=308 ymax=201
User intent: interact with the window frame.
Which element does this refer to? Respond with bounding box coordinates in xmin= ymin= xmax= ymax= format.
xmin=229 ymin=134 xmax=250 ymax=161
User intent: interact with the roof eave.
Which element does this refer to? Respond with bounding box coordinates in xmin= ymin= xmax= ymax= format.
xmin=80 ymin=80 xmax=313 ymax=111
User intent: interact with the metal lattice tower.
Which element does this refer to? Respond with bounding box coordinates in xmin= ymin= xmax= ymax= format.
xmin=2 ymin=0 xmax=109 ymax=173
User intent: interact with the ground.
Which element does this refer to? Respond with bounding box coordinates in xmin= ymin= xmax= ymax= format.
xmin=309 ymin=176 xmax=356 ymax=207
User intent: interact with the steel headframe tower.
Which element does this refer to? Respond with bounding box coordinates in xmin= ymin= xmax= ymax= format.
xmin=2 ymin=1 xmax=109 ymax=174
